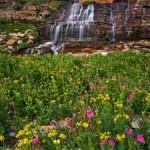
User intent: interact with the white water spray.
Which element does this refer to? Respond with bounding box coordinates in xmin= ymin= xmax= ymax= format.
xmin=110 ymin=4 xmax=116 ymax=42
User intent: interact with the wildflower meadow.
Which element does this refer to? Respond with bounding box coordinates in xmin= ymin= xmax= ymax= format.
xmin=0 ymin=51 xmax=150 ymax=150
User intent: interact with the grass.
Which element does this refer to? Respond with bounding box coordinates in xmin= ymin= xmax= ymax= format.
xmin=0 ymin=20 xmax=37 ymax=34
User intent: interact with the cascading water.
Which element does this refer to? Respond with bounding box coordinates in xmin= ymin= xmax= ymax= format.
xmin=109 ymin=4 xmax=116 ymax=42
xmin=125 ymin=0 xmax=130 ymax=25
xmin=46 ymin=3 xmax=95 ymax=54
xmin=52 ymin=3 xmax=94 ymax=42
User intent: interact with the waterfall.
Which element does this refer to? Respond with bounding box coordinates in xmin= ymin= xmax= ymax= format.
xmin=110 ymin=4 xmax=116 ymax=42
xmin=51 ymin=3 xmax=94 ymax=42
xmin=49 ymin=23 xmax=55 ymax=41
xmin=47 ymin=2 xmax=95 ymax=54
xmin=54 ymin=24 xmax=62 ymax=42
xmin=125 ymin=0 xmax=130 ymax=25
xmin=65 ymin=3 xmax=94 ymax=41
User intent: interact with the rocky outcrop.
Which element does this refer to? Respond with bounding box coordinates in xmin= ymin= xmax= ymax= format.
xmin=19 ymin=40 xmax=150 ymax=56
xmin=0 ymin=2 xmax=49 ymax=22
xmin=93 ymin=1 xmax=150 ymax=40
xmin=0 ymin=30 xmax=37 ymax=54
xmin=45 ymin=1 xmax=150 ymax=42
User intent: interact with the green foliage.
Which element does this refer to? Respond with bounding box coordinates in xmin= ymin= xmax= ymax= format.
xmin=15 ymin=0 xmax=69 ymax=5
xmin=0 ymin=20 xmax=36 ymax=34
xmin=0 ymin=51 xmax=150 ymax=149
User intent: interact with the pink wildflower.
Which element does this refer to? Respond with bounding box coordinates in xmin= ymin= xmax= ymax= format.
xmin=33 ymin=137 xmax=39 ymax=145
xmin=126 ymin=129 xmax=133 ymax=135
xmin=65 ymin=117 xmax=72 ymax=128
xmin=86 ymin=109 xmax=94 ymax=118
xmin=99 ymin=86 xmax=106 ymax=94
xmin=108 ymin=139 xmax=116 ymax=146
xmin=126 ymin=90 xmax=135 ymax=102
xmin=99 ymin=140 xmax=105 ymax=147
xmin=136 ymin=134 xmax=145 ymax=144
xmin=90 ymin=82 xmax=96 ymax=90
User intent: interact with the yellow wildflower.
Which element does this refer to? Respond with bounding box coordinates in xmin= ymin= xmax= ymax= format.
xmin=53 ymin=139 xmax=60 ymax=144
xmin=116 ymin=134 xmax=125 ymax=142
xmin=16 ymin=130 xmax=25 ymax=138
xmin=106 ymin=80 xmax=109 ymax=83
xmin=76 ymin=122 xmax=82 ymax=127
xmin=98 ymin=94 xmax=103 ymax=100
xmin=33 ymin=131 xmax=39 ymax=137
xmin=24 ymin=123 xmax=33 ymax=130
xmin=17 ymin=138 xmax=31 ymax=147
xmin=48 ymin=125 xmax=56 ymax=130
xmin=123 ymin=114 xmax=130 ymax=120
xmin=95 ymin=110 xmax=99 ymax=116
xmin=115 ymin=102 xmax=123 ymax=108
xmin=24 ymin=131 xmax=31 ymax=136
xmin=82 ymin=122 xmax=89 ymax=128
xmin=0 ymin=135 xmax=4 ymax=141
xmin=114 ymin=114 xmax=122 ymax=122
xmin=90 ymin=97 xmax=97 ymax=103
xmin=59 ymin=133 xmax=66 ymax=139
xmin=40 ymin=125 xmax=47 ymax=130
xmin=79 ymin=100 xmax=85 ymax=104
xmin=103 ymin=94 xmax=110 ymax=101
xmin=48 ymin=130 xmax=58 ymax=137
xmin=145 ymin=93 xmax=150 ymax=104
xmin=96 ymin=120 xmax=102 ymax=124
xmin=100 ymin=132 xmax=110 ymax=140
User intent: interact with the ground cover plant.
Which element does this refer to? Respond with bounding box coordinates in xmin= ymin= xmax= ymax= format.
xmin=0 ymin=51 xmax=150 ymax=149
xmin=0 ymin=21 xmax=36 ymax=34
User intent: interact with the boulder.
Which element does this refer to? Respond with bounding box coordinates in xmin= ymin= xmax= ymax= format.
xmin=0 ymin=38 xmax=3 ymax=43
xmin=7 ymin=46 xmax=13 ymax=50
xmin=6 ymin=39 xmax=16 ymax=46
xmin=17 ymin=40 xmax=22 ymax=44
xmin=136 ymin=40 xmax=150 ymax=48
xmin=28 ymin=35 xmax=34 ymax=40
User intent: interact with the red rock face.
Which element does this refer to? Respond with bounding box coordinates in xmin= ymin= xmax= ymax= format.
xmin=70 ymin=1 xmax=150 ymax=41
xmin=79 ymin=0 xmax=113 ymax=3
xmin=79 ymin=0 xmax=149 ymax=3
